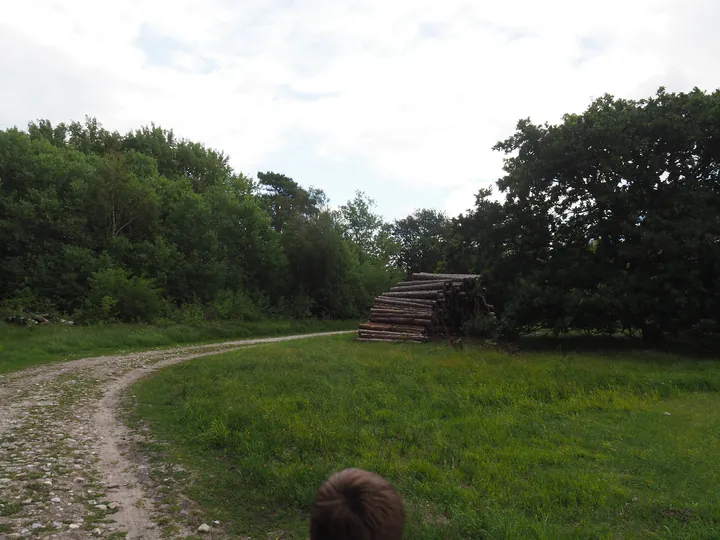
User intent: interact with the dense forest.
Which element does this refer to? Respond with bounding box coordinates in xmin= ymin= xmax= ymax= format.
xmin=1 ymin=87 xmax=719 ymax=342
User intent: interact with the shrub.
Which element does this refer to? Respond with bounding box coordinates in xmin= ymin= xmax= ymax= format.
xmin=81 ymin=268 xmax=162 ymax=323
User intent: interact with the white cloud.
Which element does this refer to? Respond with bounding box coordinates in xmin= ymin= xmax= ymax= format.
xmin=1 ymin=0 xmax=719 ymax=217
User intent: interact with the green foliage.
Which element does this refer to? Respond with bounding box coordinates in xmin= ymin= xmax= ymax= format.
xmin=83 ymin=267 xmax=162 ymax=323
xmin=282 ymin=212 xmax=365 ymax=319
xmin=446 ymin=87 xmax=720 ymax=339
xmin=206 ymin=289 xmax=263 ymax=321
xmin=256 ymin=171 xmax=326 ymax=232
xmin=391 ymin=208 xmax=449 ymax=275
xmin=0 ymin=118 xmax=399 ymax=324
xmin=335 ymin=190 xmax=383 ymax=259
xmin=133 ymin=336 xmax=720 ymax=538
xmin=6 ymin=86 xmax=719 ymax=336
xmin=462 ymin=312 xmax=499 ymax=339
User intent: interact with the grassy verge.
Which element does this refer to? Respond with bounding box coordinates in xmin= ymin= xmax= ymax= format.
xmin=0 ymin=319 xmax=356 ymax=374
xmin=132 ymin=336 xmax=720 ymax=538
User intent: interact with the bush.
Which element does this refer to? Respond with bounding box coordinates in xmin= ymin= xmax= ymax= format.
xmin=0 ymin=289 xmax=58 ymax=323
xmin=462 ymin=313 xmax=499 ymax=339
xmin=207 ymin=289 xmax=263 ymax=321
xmin=81 ymin=268 xmax=162 ymax=323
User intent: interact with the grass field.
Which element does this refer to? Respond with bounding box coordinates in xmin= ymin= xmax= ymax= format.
xmin=0 ymin=319 xmax=356 ymax=374
xmin=132 ymin=335 xmax=720 ymax=539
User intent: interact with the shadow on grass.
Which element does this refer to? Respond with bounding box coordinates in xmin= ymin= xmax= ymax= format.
xmin=512 ymin=333 xmax=720 ymax=360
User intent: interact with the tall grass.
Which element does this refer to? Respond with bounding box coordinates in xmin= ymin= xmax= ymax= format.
xmin=133 ymin=336 xmax=720 ymax=538
xmin=0 ymin=319 xmax=357 ymax=374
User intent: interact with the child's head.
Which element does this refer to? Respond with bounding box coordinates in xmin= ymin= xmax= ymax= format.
xmin=310 ymin=468 xmax=405 ymax=540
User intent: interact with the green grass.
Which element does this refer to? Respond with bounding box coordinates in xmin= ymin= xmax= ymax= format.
xmin=0 ymin=319 xmax=356 ymax=374
xmin=132 ymin=336 xmax=720 ymax=539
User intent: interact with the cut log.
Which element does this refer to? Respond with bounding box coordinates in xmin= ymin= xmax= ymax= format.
xmin=394 ymin=280 xmax=450 ymax=287
xmin=373 ymin=301 xmax=433 ymax=307
xmin=355 ymin=338 xmax=424 ymax=344
xmin=371 ymin=304 xmax=434 ymax=311
xmin=359 ymin=323 xmax=426 ymax=334
xmin=358 ymin=330 xmax=427 ymax=341
xmin=389 ymin=282 xmax=449 ymax=292
xmin=357 ymin=270 xmax=494 ymax=343
xmin=374 ymin=297 xmax=437 ymax=307
xmin=370 ymin=317 xmax=433 ymax=326
xmin=370 ymin=310 xmax=433 ymax=318
xmin=373 ymin=311 xmax=424 ymax=318
xmin=391 ymin=281 xmax=466 ymax=291
xmin=372 ymin=306 xmax=433 ymax=315
xmin=370 ymin=308 xmax=433 ymax=315
xmin=394 ymin=279 xmax=465 ymax=288
xmin=370 ymin=307 xmax=432 ymax=312
xmin=382 ymin=291 xmax=443 ymax=299
xmin=411 ymin=272 xmax=481 ymax=281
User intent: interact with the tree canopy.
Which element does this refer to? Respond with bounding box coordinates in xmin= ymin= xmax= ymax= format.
xmin=2 ymin=87 xmax=719 ymax=341
xmin=445 ymin=87 xmax=720 ymax=341
xmin=0 ymin=119 xmax=397 ymax=323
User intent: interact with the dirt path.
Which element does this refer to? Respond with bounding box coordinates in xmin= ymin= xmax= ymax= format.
xmin=0 ymin=331 xmax=352 ymax=539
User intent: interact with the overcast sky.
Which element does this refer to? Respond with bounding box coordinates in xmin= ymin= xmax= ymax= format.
xmin=2 ymin=0 xmax=719 ymax=219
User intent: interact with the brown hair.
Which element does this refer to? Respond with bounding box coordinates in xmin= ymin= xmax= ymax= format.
xmin=310 ymin=468 xmax=406 ymax=540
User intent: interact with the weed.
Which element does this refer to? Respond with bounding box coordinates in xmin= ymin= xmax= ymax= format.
xmin=0 ymin=501 xmax=21 ymax=517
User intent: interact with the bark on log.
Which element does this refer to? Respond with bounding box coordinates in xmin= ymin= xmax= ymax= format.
xmin=374 ymin=297 xmax=437 ymax=307
xmin=370 ymin=317 xmax=432 ymax=326
xmin=358 ymin=270 xmax=492 ymax=343
xmin=371 ymin=307 xmax=433 ymax=312
xmin=371 ymin=303 xmax=434 ymax=310
xmin=359 ymin=323 xmax=426 ymax=334
xmin=370 ymin=312 xmax=433 ymax=320
xmin=372 ymin=302 xmax=435 ymax=309
xmin=389 ymin=282 xmax=448 ymax=292
xmin=358 ymin=330 xmax=427 ymax=341
xmin=411 ymin=272 xmax=481 ymax=281
xmin=394 ymin=280 xmax=443 ymax=287
xmin=355 ymin=338 xmax=424 ymax=344
xmin=370 ymin=311 xmax=433 ymax=318
xmin=392 ymin=281 xmax=447 ymax=289
xmin=372 ymin=306 xmax=433 ymax=315
xmin=391 ymin=281 xmax=466 ymax=291
xmin=370 ymin=308 xmax=433 ymax=315
xmin=382 ymin=291 xmax=443 ymax=299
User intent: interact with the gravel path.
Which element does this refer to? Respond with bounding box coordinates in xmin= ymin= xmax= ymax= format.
xmin=0 ymin=331 xmax=352 ymax=539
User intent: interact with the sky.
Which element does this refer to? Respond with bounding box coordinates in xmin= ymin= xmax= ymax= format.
xmin=1 ymin=0 xmax=719 ymax=220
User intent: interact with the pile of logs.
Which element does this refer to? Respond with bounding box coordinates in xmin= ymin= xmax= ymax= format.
xmin=356 ymin=272 xmax=493 ymax=343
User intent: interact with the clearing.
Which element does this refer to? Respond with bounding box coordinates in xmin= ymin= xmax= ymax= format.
xmin=132 ymin=335 xmax=720 ymax=539
xmin=2 ymin=331 xmax=719 ymax=539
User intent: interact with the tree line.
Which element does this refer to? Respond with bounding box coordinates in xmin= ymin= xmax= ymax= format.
xmin=2 ymin=87 xmax=719 ymax=341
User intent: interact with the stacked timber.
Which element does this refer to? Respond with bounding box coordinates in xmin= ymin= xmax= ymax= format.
xmin=356 ymin=273 xmax=494 ymax=343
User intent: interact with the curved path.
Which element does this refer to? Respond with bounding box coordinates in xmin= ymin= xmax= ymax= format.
xmin=0 ymin=331 xmax=352 ymax=539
